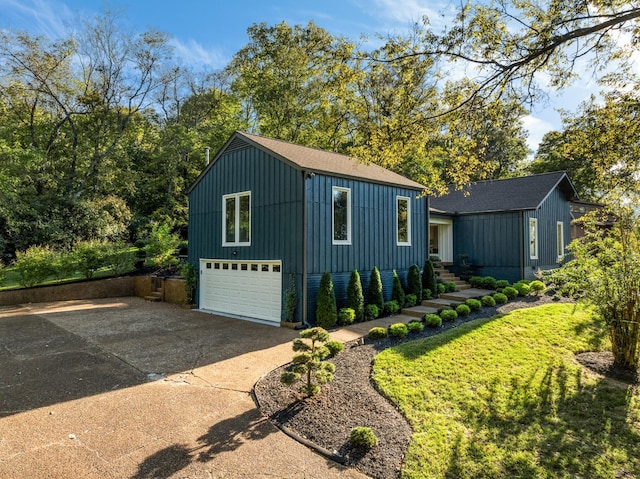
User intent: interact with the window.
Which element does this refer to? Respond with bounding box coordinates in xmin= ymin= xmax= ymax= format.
xmin=332 ymin=187 xmax=351 ymax=244
xmin=529 ymin=218 xmax=538 ymax=259
xmin=397 ymin=196 xmax=411 ymax=245
xmin=223 ymin=191 xmax=251 ymax=246
xmin=557 ymin=221 xmax=564 ymax=261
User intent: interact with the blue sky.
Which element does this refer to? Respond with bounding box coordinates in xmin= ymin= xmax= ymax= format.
xmin=0 ymin=0 xmax=605 ymax=153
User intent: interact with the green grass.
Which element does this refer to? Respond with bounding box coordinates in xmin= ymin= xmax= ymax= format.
xmin=0 ymin=265 xmax=136 ymax=290
xmin=373 ymin=304 xmax=640 ymax=479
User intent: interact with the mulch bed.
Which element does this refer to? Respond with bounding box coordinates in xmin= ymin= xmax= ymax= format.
xmin=254 ymin=294 xmax=577 ymax=479
xmin=575 ymin=351 xmax=639 ymax=385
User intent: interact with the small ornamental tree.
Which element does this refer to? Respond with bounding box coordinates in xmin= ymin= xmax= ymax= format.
xmin=368 ymin=266 xmax=384 ymax=311
xmin=422 ymin=259 xmax=438 ymax=298
xmin=316 ymin=272 xmax=337 ymax=328
xmin=391 ymin=270 xmax=405 ymax=308
xmin=346 ymin=269 xmax=365 ymax=322
xmin=407 ymin=264 xmax=422 ymax=302
xmin=280 ymin=327 xmax=336 ymax=396
xmin=13 ymin=245 xmax=55 ymax=287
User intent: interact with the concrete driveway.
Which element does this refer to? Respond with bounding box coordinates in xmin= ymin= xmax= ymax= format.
xmin=0 ymin=298 xmax=365 ymax=479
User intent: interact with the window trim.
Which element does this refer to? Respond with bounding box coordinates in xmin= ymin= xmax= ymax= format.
xmin=222 ymin=190 xmax=251 ymax=247
xmin=396 ymin=196 xmax=411 ymax=246
xmin=332 ymin=186 xmax=351 ymax=245
xmin=529 ymin=217 xmax=538 ymax=260
xmin=556 ymin=221 xmax=564 ymax=261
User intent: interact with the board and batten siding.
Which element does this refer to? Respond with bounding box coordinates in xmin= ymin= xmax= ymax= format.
xmin=188 ymin=145 xmax=305 ymax=320
xmin=305 ymin=174 xmax=427 ymax=322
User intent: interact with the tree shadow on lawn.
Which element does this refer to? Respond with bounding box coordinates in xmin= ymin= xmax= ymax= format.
xmin=445 ymin=363 xmax=640 ymax=478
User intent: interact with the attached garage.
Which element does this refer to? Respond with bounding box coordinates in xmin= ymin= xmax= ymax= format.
xmin=199 ymin=259 xmax=282 ymax=325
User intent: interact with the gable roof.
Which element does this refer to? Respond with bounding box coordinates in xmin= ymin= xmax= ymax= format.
xmin=430 ymin=171 xmax=579 ymax=215
xmin=189 ymin=131 xmax=424 ymax=192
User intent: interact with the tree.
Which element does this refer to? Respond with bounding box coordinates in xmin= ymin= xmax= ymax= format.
xmin=368 ymin=267 xmax=384 ymax=311
xmin=407 ymin=264 xmax=422 ymax=302
xmin=422 ymin=259 xmax=438 ymax=298
xmin=316 ymin=271 xmax=337 ymax=328
xmin=391 ymin=270 xmax=405 ymax=308
xmin=346 ymin=270 xmax=365 ymax=322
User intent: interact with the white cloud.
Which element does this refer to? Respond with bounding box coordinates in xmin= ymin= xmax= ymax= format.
xmin=522 ymin=115 xmax=555 ymax=154
xmin=169 ymin=38 xmax=228 ymax=71
xmin=0 ymin=0 xmax=73 ymax=38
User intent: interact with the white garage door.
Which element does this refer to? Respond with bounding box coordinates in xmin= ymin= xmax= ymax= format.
xmin=199 ymin=259 xmax=282 ymax=324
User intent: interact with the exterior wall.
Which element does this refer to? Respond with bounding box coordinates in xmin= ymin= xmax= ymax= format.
xmin=188 ymin=145 xmax=305 ymax=321
xmin=305 ymin=174 xmax=427 ymax=322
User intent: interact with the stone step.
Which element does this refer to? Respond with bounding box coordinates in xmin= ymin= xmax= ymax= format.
xmin=440 ymin=288 xmax=496 ymax=302
xmin=144 ymin=295 xmax=161 ymax=302
xmin=402 ymin=304 xmax=439 ymax=319
xmin=422 ymin=298 xmax=463 ymax=309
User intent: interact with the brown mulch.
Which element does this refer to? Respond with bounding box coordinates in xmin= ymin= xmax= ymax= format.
xmin=575 ymin=351 xmax=639 ymax=385
xmin=254 ymin=294 xmax=576 ymax=479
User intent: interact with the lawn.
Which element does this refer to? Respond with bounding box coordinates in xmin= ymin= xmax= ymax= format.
xmin=373 ymin=303 xmax=640 ymax=479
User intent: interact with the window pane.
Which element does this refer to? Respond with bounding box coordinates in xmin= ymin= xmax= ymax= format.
xmin=333 ymin=189 xmax=348 ymax=241
xmin=529 ymin=219 xmax=537 ymax=258
xmin=225 ymin=197 xmax=236 ymax=243
xmin=239 ymin=194 xmax=250 ymax=243
xmin=397 ymin=198 xmax=409 ymax=243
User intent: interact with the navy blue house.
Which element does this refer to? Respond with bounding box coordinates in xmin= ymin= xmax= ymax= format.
xmin=188 ymin=131 xmax=427 ymax=326
xmin=429 ymin=171 xmax=579 ymax=283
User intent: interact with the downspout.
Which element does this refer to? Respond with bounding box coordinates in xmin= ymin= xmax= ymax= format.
xmin=519 ymin=211 xmax=525 ymax=280
xmin=426 ymin=194 xmax=431 ymax=261
xmin=301 ymin=170 xmax=310 ymax=327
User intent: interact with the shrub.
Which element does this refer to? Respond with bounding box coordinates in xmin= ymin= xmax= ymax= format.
xmin=496 ymin=279 xmax=511 ymax=289
xmin=456 ymin=304 xmax=471 ymax=316
xmin=338 ymin=307 xmax=356 ymax=326
xmin=144 ymin=222 xmax=180 ymax=267
xmin=407 ymin=264 xmax=422 ymax=302
xmin=437 ymin=306 xmax=453 ymax=314
xmin=481 ymin=276 xmax=497 ymax=290
xmin=469 ymin=276 xmax=483 ymax=288
xmin=422 ymin=288 xmax=433 ymax=300
xmin=389 ymin=322 xmax=409 ymax=338
xmin=105 ymin=242 xmax=136 ymax=275
xmin=325 ymin=340 xmax=344 ymax=356
xmin=407 ymin=321 xmax=424 ymax=333
xmin=346 ymin=270 xmax=365 ymax=322
xmin=368 ymin=267 xmax=384 ymax=311
xmin=404 ymin=293 xmax=417 ymax=308
xmin=0 ymin=262 xmax=5 ymax=285
xmin=465 ymin=298 xmax=482 ymax=311
xmin=364 ymin=304 xmax=379 ymax=321
xmin=368 ymin=327 xmax=388 ymax=340
xmin=423 ymin=313 xmax=442 ymax=328
xmin=280 ymin=327 xmax=336 ymax=396
xmin=422 ymin=259 xmax=438 ymax=298
xmin=437 ymin=283 xmax=446 ymax=294
xmin=493 ymin=292 xmax=508 ymax=304
xmin=514 ymin=282 xmax=531 ymax=296
xmin=50 ymin=249 xmax=77 ymax=283
xmin=444 ymin=281 xmax=457 ymax=292
xmin=482 ymin=295 xmax=496 ymax=307
xmin=181 ymin=262 xmax=198 ymax=304
xmin=316 ymin=272 xmax=337 ymax=328
xmin=13 ymin=245 xmax=55 ymax=287
xmin=350 ymin=426 xmax=378 ymax=449
xmin=383 ymin=300 xmax=400 ymax=316
xmin=502 ymin=286 xmax=518 ymax=299
xmin=440 ymin=309 xmax=458 ymax=322
xmin=529 ymin=280 xmax=546 ymax=295
xmin=74 ymin=240 xmax=109 ymax=279
xmin=391 ymin=270 xmax=405 ymax=309
xmin=284 ymin=274 xmax=298 ymax=322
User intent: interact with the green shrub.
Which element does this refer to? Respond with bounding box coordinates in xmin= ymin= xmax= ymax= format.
xmin=496 ymin=279 xmax=511 ymax=289
xmin=440 ymin=308 xmax=458 ymax=322
xmin=493 ymin=292 xmax=508 ymax=304
xmin=503 ymin=286 xmax=518 ymax=299
xmin=445 ymin=281 xmax=457 ymax=292
xmin=469 ymin=276 xmax=483 ymax=288
xmin=437 ymin=306 xmax=453 ymax=314
xmin=105 ymin=242 xmax=136 ymax=275
xmin=383 ymin=300 xmax=400 ymax=316
xmin=316 ymin=272 xmax=337 ymax=328
xmin=347 ymin=270 xmax=365 ymax=322
xmin=423 ymin=313 xmax=442 ymax=328
xmin=350 ymin=426 xmax=378 ymax=449
xmin=391 ymin=270 xmax=405 ymax=309
xmin=0 ymin=262 xmax=5 ymax=285
xmin=50 ymin=249 xmax=77 ymax=283
xmin=529 ymin=280 xmax=546 ymax=295
xmin=389 ymin=322 xmax=409 ymax=338
xmin=368 ymin=327 xmax=388 ymax=340
xmin=407 ymin=321 xmax=424 ymax=333
xmin=13 ymin=245 xmax=55 ymax=287
xmin=144 ymin=222 xmax=180 ymax=267
xmin=407 ymin=264 xmax=422 ymax=302
xmin=456 ymin=304 xmax=471 ymax=316
xmin=364 ymin=304 xmax=379 ymax=321
xmin=325 ymin=340 xmax=344 ymax=356
xmin=280 ymin=327 xmax=335 ymax=396
xmin=284 ymin=274 xmax=298 ymax=322
xmin=74 ymin=240 xmax=109 ymax=279
xmin=422 ymin=259 xmax=438 ymax=298
xmin=404 ymin=293 xmax=417 ymax=308
xmin=514 ymin=282 xmax=531 ymax=296
xmin=368 ymin=267 xmax=384 ymax=311
xmin=465 ymin=298 xmax=482 ymax=311
xmin=181 ymin=262 xmax=198 ymax=304
xmin=338 ymin=307 xmax=356 ymax=326
xmin=482 ymin=295 xmax=496 ymax=307
xmin=437 ymin=283 xmax=446 ymax=294
xmin=422 ymin=288 xmax=433 ymax=300
xmin=481 ymin=276 xmax=497 ymax=290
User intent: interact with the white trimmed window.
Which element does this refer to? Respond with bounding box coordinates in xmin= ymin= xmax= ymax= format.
xmin=529 ymin=218 xmax=538 ymax=259
xmin=223 ymin=191 xmax=251 ymax=246
xmin=396 ymin=196 xmax=411 ymax=246
xmin=557 ymin=221 xmax=564 ymax=261
xmin=332 ymin=186 xmax=351 ymax=245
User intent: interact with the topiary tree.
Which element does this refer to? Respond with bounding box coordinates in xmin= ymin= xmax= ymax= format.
xmin=391 ymin=270 xmax=405 ymax=309
xmin=346 ymin=269 xmax=365 ymax=322
xmin=316 ymin=272 xmax=337 ymax=328
xmin=407 ymin=264 xmax=422 ymax=302
xmin=280 ymin=327 xmax=336 ymax=396
xmin=422 ymin=259 xmax=438 ymax=298
xmin=368 ymin=267 xmax=384 ymax=311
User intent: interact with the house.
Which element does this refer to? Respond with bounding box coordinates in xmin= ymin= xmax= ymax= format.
xmin=188 ymin=131 xmax=427 ymax=326
xmin=429 ymin=171 xmax=579 ymax=283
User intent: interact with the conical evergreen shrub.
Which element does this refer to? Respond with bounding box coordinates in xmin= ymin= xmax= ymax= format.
xmin=422 ymin=259 xmax=438 ymax=298
xmin=368 ymin=266 xmax=384 ymax=311
xmin=316 ymin=271 xmax=337 ymax=328
xmin=391 ymin=270 xmax=405 ymax=308
xmin=346 ymin=269 xmax=365 ymax=322
xmin=407 ymin=264 xmax=422 ymax=302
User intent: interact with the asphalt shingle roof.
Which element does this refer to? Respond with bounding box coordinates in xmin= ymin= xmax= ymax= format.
xmin=430 ymin=171 xmax=579 ymax=215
